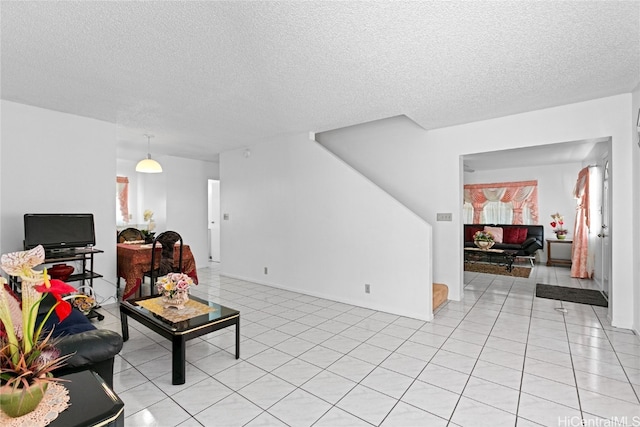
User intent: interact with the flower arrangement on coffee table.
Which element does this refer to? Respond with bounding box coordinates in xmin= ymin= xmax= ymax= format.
xmin=156 ymin=273 xmax=195 ymax=310
xmin=473 ymin=230 xmax=495 ymax=250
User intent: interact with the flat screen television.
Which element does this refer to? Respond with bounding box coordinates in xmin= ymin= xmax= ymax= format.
xmin=24 ymin=213 xmax=95 ymax=251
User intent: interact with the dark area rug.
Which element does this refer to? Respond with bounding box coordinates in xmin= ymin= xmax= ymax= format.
xmin=536 ymin=283 xmax=608 ymax=307
xmin=464 ymin=263 xmax=531 ymax=278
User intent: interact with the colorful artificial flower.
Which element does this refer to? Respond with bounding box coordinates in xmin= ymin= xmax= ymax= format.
xmin=550 ymin=213 xmax=568 ymax=235
xmin=156 ymin=272 xmax=195 ymax=298
xmin=0 ymin=245 xmax=77 ymax=380
xmin=34 ymin=275 xmax=77 ymax=322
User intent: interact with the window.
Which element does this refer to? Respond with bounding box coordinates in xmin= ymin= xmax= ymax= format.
xmin=116 ymin=176 xmax=129 ymax=225
xmin=463 ymin=180 xmax=539 ymax=224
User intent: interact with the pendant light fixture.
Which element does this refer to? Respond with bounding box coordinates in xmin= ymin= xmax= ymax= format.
xmin=136 ymin=134 xmax=163 ymax=173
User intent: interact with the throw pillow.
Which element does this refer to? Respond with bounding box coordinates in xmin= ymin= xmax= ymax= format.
xmin=484 ymin=226 xmax=504 ymax=243
xmin=502 ymin=228 xmax=519 ymax=244
xmin=517 ymin=228 xmax=529 ymax=244
xmin=38 ymin=308 xmax=96 ymax=338
xmin=502 ymin=227 xmax=529 ymax=244
xmin=465 ymin=225 xmax=483 ymax=242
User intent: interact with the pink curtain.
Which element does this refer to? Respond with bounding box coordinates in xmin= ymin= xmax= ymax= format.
xmin=464 ymin=188 xmax=488 ymax=223
xmin=571 ymin=167 xmax=591 ymax=278
xmin=464 ymin=180 xmax=539 ymax=224
xmin=117 ymin=176 xmax=129 ymax=222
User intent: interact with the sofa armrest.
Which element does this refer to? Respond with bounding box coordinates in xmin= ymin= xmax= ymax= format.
xmin=55 ymin=329 xmax=123 ymax=368
xmin=521 ymin=237 xmax=543 ymax=255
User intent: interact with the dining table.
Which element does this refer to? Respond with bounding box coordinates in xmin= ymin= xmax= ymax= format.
xmin=117 ymin=243 xmax=199 ymax=300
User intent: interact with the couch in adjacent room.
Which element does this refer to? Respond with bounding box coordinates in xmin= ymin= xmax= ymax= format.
xmin=464 ymin=224 xmax=544 ymax=257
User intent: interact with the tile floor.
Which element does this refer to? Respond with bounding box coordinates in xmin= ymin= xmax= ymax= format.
xmin=97 ymin=263 xmax=640 ymax=426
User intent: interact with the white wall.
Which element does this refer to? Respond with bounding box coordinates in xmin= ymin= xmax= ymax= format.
xmin=428 ymin=94 xmax=635 ymax=328
xmin=116 ymin=156 xmax=219 ymax=268
xmin=164 ymin=155 xmax=218 ymax=268
xmin=220 ymin=133 xmax=433 ymax=320
xmin=465 ymin=162 xmax=583 ymax=264
xmin=318 ymin=116 xmax=432 ymax=218
xmin=0 ymin=101 xmax=117 ymax=303
xmin=632 ymin=85 xmax=640 ymax=334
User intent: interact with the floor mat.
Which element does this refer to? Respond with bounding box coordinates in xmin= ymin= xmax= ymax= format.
xmin=536 ymin=283 xmax=608 ymax=307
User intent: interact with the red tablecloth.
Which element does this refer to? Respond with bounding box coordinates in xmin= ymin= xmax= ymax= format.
xmin=117 ymin=243 xmax=198 ymax=300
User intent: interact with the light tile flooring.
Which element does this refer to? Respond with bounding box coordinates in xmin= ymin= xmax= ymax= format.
xmin=97 ymin=263 xmax=640 ymax=426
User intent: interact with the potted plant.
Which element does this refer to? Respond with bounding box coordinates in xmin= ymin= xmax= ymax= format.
xmin=142 ymin=209 xmax=156 ymax=243
xmin=0 ymin=246 xmax=78 ymax=418
xmin=473 ymin=230 xmax=495 ymax=250
xmin=550 ymin=213 xmax=568 ymax=240
xmin=140 ymin=229 xmax=155 ymax=244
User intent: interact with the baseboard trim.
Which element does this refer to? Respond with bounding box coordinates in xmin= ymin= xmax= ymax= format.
xmin=220 ymin=272 xmax=433 ymax=321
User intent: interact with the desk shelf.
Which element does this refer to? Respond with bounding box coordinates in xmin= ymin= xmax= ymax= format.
xmin=44 ymin=247 xmax=103 ymax=288
xmin=46 ymin=248 xmax=104 ymax=321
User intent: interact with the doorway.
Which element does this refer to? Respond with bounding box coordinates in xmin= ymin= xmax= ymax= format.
xmin=461 ymin=138 xmax=612 ymax=275
xmin=208 ymin=180 xmax=221 ymax=262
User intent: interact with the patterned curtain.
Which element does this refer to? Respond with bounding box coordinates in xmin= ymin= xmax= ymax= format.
xmin=463 ymin=180 xmax=539 ymax=224
xmin=463 ymin=187 xmax=488 ymax=223
xmin=116 ymin=176 xmax=129 ymax=223
xmin=571 ymin=167 xmax=592 ymax=278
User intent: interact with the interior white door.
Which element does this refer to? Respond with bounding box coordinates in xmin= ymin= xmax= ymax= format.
xmin=208 ymin=180 xmax=221 ymax=262
xmin=600 ymin=160 xmax=610 ymax=299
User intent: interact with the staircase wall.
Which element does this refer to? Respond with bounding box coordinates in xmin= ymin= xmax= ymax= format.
xmin=220 ymin=133 xmax=433 ymax=320
xmin=317 ymin=115 xmax=463 ymax=299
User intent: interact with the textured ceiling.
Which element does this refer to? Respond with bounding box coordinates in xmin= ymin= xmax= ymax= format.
xmin=2 ymin=1 xmax=639 ymax=162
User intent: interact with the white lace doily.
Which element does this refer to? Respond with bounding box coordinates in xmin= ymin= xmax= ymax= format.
xmin=0 ymin=382 xmax=70 ymax=427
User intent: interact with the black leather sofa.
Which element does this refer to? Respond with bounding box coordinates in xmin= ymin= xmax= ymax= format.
xmin=464 ymin=224 xmax=544 ymax=257
xmin=38 ymin=294 xmax=123 ymax=388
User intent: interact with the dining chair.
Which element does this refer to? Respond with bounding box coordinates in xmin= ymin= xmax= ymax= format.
xmin=143 ymin=231 xmax=184 ymax=296
xmin=117 ymin=227 xmax=144 ymax=243
xmin=116 ymin=228 xmax=145 ymax=293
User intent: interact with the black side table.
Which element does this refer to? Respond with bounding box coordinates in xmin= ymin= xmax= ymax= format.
xmin=51 ymin=370 xmax=124 ymax=427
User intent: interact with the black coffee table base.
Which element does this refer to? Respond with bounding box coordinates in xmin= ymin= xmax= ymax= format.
xmin=120 ymin=296 xmax=240 ymax=385
xmin=464 ymin=248 xmax=518 ymax=272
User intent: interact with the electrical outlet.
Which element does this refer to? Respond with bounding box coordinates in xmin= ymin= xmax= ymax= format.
xmin=436 ymin=213 xmax=452 ymax=221
xmin=365 ymin=284 xmax=370 ymax=294
xmin=223 ymin=213 xmax=230 ymax=220
xmin=264 ymin=267 xmax=268 ymax=274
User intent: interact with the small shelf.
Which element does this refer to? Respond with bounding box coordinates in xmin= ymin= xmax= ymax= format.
xmin=44 ymin=247 xmax=104 ymax=321
xmin=67 ymin=271 xmax=103 ymax=282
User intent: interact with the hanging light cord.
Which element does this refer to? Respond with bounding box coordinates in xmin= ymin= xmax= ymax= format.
xmin=144 ymin=134 xmax=154 ymax=159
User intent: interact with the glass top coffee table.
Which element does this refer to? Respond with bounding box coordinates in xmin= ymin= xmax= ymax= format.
xmin=120 ymin=294 xmax=240 ymax=385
